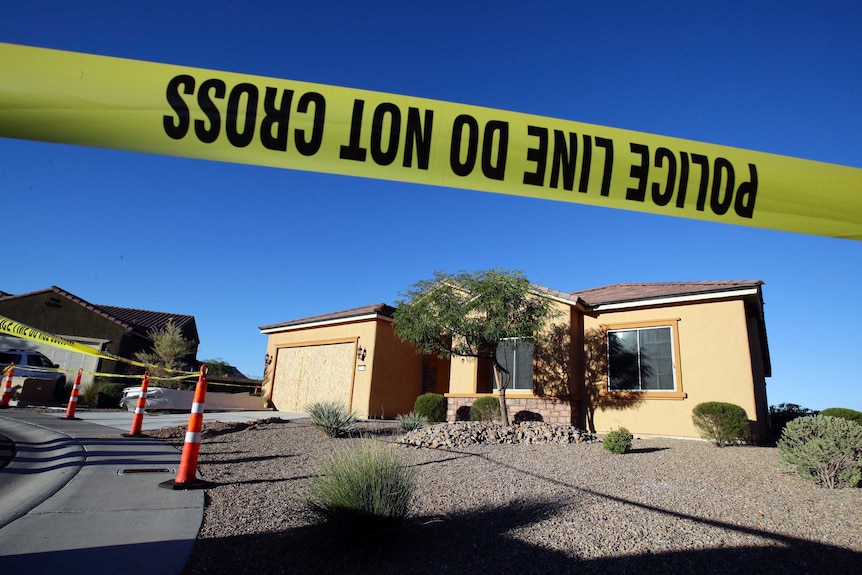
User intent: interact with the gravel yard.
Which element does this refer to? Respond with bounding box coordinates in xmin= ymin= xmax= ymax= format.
xmin=148 ymin=418 xmax=862 ymax=575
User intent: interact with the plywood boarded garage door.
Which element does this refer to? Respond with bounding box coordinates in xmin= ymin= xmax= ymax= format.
xmin=272 ymin=342 xmax=355 ymax=413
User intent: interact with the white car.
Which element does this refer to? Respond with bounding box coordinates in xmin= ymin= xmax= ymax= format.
xmin=0 ymin=348 xmax=67 ymax=400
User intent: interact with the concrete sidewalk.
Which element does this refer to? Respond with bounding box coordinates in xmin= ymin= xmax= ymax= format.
xmin=40 ymin=407 xmax=307 ymax=432
xmin=0 ymin=408 xmax=305 ymax=574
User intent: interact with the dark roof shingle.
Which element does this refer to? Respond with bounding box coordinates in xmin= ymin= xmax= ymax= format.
xmin=573 ymin=280 xmax=764 ymax=307
xmin=96 ymin=305 xmax=197 ymax=340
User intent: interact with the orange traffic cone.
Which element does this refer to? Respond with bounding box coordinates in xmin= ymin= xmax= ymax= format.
xmin=124 ymin=370 xmax=150 ymax=437
xmin=160 ymin=365 xmax=210 ymax=490
xmin=0 ymin=364 xmax=14 ymax=408
xmin=64 ymin=369 xmax=83 ymax=419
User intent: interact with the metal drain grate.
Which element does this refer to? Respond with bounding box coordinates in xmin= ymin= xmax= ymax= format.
xmin=118 ymin=468 xmax=175 ymax=475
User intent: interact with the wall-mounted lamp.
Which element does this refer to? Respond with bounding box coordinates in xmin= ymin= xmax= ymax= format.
xmin=264 ymin=353 xmax=273 ymax=366
xmin=356 ymin=345 xmax=366 ymax=361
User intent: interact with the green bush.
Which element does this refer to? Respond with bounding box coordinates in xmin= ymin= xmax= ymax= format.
xmin=470 ymin=396 xmax=501 ymax=422
xmin=603 ymin=427 xmax=633 ymax=454
xmin=819 ymin=407 xmax=862 ymax=427
xmin=80 ymin=382 xmax=102 ymax=407
xmin=413 ymin=393 xmax=447 ymax=422
xmin=396 ymin=411 xmax=428 ymax=432
xmin=96 ymin=383 xmax=126 ymax=408
xmin=305 ymin=442 xmax=417 ymax=549
xmin=307 ymin=401 xmax=357 ymax=438
xmin=777 ymin=415 xmax=862 ymax=489
xmin=513 ymin=410 xmax=543 ymax=423
xmin=692 ymin=401 xmax=751 ymax=446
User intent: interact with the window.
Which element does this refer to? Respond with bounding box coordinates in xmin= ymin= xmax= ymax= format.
xmin=27 ymin=354 xmax=56 ymax=368
xmin=608 ymin=326 xmax=675 ymax=391
xmin=0 ymin=352 xmax=22 ymax=365
xmin=496 ymin=337 xmax=534 ymax=391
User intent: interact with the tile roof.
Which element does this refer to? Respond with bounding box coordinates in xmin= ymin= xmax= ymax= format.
xmin=573 ymin=280 xmax=764 ymax=307
xmin=259 ymin=303 xmax=396 ymax=331
xmin=96 ymin=305 xmax=197 ymax=339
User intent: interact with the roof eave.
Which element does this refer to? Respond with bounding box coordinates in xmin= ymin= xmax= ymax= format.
xmin=260 ymin=312 xmax=395 ymax=334
xmin=588 ymin=287 xmax=761 ymax=311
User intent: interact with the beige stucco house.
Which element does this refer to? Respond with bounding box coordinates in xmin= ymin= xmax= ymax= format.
xmin=259 ymin=280 xmax=771 ymax=441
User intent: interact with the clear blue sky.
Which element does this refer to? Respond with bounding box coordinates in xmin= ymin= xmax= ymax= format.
xmin=1 ymin=1 xmax=859 ymax=411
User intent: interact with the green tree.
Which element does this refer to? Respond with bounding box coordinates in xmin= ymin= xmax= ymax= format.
xmin=394 ymin=269 xmax=555 ymax=425
xmin=134 ymin=320 xmax=195 ymax=388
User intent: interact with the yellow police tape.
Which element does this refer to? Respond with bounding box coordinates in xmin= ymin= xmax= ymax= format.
xmin=2 ymin=364 xmax=192 ymax=381
xmin=1 ymin=42 xmax=861 ymax=239
xmin=0 ymin=314 xmax=197 ymax=377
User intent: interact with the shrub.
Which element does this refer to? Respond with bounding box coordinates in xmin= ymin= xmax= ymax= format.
xmin=692 ymin=401 xmax=750 ymax=446
xmin=80 ymin=381 xmax=102 ymax=407
xmin=455 ymin=405 xmax=471 ymax=421
xmin=96 ymin=383 xmax=126 ymax=408
xmin=769 ymin=403 xmax=818 ymax=439
xmin=513 ymin=410 xmax=543 ymax=423
xmin=305 ymin=442 xmax=417 ymax=549
xmin=307 ymin=401 xmax=357 ymax=438
xmin=396 ymin=411 xmax=428 ymax=432
xmin=603 ymin=427 xmax=633 ymax=454
xmin=413 ymin=393 xmax=447 ymax=422
xmin=819 ymin=407 xmax=862 ymax=427
xmin=777 ymin=415 xmax=862 ymax=489
xmin=470 ymin=396 xmax=501 ymax=422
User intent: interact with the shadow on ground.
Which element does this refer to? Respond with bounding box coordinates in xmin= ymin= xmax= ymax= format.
xmin=179 ymin=497 xmax=861 ymax=575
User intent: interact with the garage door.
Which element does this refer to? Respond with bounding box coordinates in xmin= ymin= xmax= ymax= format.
xmin=272 ymin=342 xmax=355 ymax=413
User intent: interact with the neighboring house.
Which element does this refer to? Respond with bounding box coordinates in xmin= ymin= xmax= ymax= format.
xmin=198 ymin=362 xmax=262 ymax=394
xmin=0 ymin=286 xmax=199 ymax=389
xmin=260 ymin=280 xmax=771 ymax=441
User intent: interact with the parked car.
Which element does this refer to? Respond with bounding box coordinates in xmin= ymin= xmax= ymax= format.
xmin=0 ymin=348 xmax=67 ymax=401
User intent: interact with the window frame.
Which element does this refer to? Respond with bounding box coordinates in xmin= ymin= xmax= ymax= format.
xmin=601 ymin=319 xmax=686 ymax=400
xmin=496 ymin=336 xmax=535 ymax=392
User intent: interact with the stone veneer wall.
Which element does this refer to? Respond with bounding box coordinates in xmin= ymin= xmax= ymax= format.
xmin=447 ymin=396 xmax=579 ymax=426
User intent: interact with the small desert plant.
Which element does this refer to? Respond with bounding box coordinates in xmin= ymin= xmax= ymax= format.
xmin=455 ymin=405 xmax=471 ymax=421
xmin=470 ymin=396 xmax=501 ymax=422
xmin=819 ymin=407 xmax=862 ymax=427
xmin=80 ymin=381 xmax=104 ymax=407
xmin=307 ymin=401 xmax=357 ymax=438
xmin=396 ymin=411 xmax=428 ymax=432
xmin=513 ymin=410 xmax=543 ymax=423
xmin=413 ymin=393 xmax=447 ymax=422
xmin=96 ymin=383 xmax=126 ymax=408
xmin=692 ymin=401 xmax=750 ymax=446
xmin=603 ymin=427 xmax=633 ymax=454
xmin=81 ymin=379 xmax=125 ymax=407
xmin=777 ymin=415 xmax=862 ymax=489
xmin=306 ymin=441 xmax=418 ymax=549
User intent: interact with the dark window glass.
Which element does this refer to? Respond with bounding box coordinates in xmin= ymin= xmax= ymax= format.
xmin=608 ymin=327 xmax=674 ymax=391
xmin=496 ymin=338 xmax=534 ymax=391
